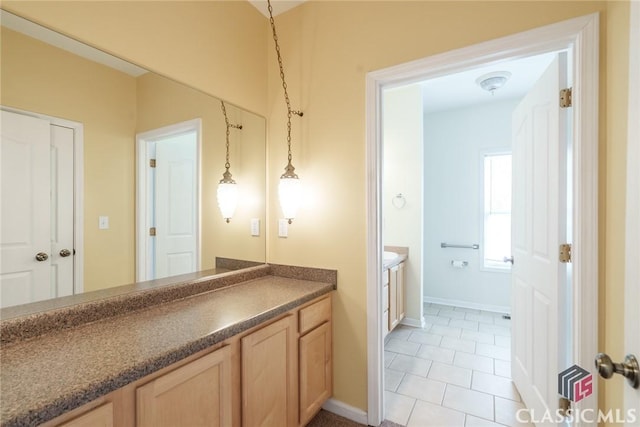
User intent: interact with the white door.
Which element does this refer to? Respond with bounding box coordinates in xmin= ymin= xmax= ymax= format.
xmin=153 ymin=131 xmax=198 ymax=279
xmin=1 ymin=110 xmax=52 ymax=307
xmin=50 ymin=124 xmax=75 ymax=297
xmin=511 ymin=55 xmax=567 ymax=421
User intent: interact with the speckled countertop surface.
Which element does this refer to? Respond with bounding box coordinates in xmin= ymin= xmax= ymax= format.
xmin=0 ymin=275 xmax=334 ymax=427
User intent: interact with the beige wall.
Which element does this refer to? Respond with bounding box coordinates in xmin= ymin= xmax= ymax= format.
xmin=1 ymin=27 xmax=137 ymax=291
xmin=3 ymin=0 xmax=631 ymax=419
xmin=1 ymin=1 xmax=268 ymax=115
xmin=137 ymin=73 xmax=266 ymax=266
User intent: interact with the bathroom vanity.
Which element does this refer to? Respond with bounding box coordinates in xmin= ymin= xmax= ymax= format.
xmin=0 ymin=264 xmax=335 ymax=427
xmin=382 ymin=248 xmax=408 ymax=336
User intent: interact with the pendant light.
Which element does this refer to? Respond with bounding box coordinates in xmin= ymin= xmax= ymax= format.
xmin=267 ymin=0 xmax=303 ymax=224
xmin=217 ymin=100 xmax=242 ymax=223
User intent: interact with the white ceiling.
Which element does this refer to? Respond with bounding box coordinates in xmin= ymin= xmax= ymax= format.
xmin=248 ymin=0 xmax=306 ymax=17
xmin=420 ymin=52 xmax=560 ymax=113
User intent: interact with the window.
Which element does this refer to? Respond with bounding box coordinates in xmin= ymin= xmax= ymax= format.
xmin=483 ymin=153 xmax=512 ymax=270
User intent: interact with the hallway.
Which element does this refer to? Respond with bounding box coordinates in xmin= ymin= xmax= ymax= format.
xmin=384 ymin=303 xmax=532 ymax=426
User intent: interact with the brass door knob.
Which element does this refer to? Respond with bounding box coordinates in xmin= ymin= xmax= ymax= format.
xmin=595 ymin=353 xmax=639 ymax=389
xmin=35 ymin=252 xmax=49 ymax=262
xmin=59 ymin=249 xmax=71 ymax=257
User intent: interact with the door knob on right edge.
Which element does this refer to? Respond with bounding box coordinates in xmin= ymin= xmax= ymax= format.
xmin=594 ymin=352 xmax=640 ymax=388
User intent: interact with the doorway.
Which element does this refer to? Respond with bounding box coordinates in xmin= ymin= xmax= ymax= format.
xmin=136 ymin=119 xmax=201 ymax=281
xmin=366 ymin=14 xmax=599 ymax=426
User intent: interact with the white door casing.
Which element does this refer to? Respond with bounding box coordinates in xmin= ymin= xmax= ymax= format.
xmin=365 ymin=14 xmax=598 ymax=427
xmin=0 ymin=110 xmax=52 ymax=307
xmin=625 ymin=1 xmax=640 ymax=423
xmin=154 ymin=132 xmax=198 ymax=279
xmin=511 ymin=55 xmax=566 ymax=421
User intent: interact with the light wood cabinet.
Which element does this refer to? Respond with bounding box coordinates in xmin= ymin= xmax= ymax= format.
xmin=58 ymin=403 xmax=114 ymax=427
xmin=47 ymin=294 xmax=332 ymax=427
xmin=388 ymin=262 xmax=406 ymax=332
xmin=298 ymin=297 xmax=332 ymax=426
xmin=136 ymin=345 xmax=232 ymax=427
xmin=241 ymin=315 xmax=298 ymax=427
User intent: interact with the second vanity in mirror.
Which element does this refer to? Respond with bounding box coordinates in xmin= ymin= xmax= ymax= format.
xmin=0 ymin=10 xmax=267 ymax=310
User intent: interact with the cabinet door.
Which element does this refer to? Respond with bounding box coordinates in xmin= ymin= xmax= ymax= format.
xmin=389 ymin=266 xmax=399 ymax=330
xmin=136 ymin=346 xmax=232 ymax=427
xmin=242 ymin=315 xmax=297 ymax=427
xmin=58 ymin=403 xmax=113 ymax=427
xmin=299 ymin=321 xmax=332 ymax=426
xmin=397 ymin=262 xmax=405 ymax=323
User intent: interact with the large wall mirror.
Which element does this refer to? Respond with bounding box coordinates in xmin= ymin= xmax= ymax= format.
xmin=0 ymin=10 xmax=266 ymax=311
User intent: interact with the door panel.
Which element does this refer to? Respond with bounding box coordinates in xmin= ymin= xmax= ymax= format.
xmin=50 ymin=124 xmax=75 ymax=297
xmin=511 ymin=54 xmax=566 ymax=422
xmin=1 ymin=110 xmax=51 ymax=307
xmin=154 ymin=132 xmax=198 ymax=279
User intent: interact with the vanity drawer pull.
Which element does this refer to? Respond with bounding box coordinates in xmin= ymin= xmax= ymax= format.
xmin=299 ymin=296 xmax=331 ymax=334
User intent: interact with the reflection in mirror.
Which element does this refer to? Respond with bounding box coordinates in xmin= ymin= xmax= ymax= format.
xmin=0 ymin=10 xmax=266 ymax=309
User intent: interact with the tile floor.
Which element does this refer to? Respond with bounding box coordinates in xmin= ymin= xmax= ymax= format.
xmin=384 ymin=303 xmax=533 ymax=427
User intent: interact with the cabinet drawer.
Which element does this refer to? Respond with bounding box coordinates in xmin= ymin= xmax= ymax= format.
xmin=299 ymin=297 xmax=331 ymax=334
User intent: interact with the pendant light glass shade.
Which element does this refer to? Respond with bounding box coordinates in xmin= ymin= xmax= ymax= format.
xmin=279 ymin=164 xmax=301 ymax=223
xmin=217 ymin=173 xmax=238 ymax=223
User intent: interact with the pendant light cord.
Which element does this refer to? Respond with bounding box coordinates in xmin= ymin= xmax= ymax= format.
xmin=267 ymin=0 xmax=302 ymax=166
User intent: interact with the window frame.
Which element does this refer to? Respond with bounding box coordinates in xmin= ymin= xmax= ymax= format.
xmin=479 ymin=150 xmax=512 ymax=273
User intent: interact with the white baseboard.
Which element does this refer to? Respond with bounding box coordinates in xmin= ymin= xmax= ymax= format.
xmin=322 ymin=398 xmax=368 ymax=425
xmin=423 ymin=296 xmax=510 ymax=315
xmin=400 ymin=316 xmax=425 ymax=328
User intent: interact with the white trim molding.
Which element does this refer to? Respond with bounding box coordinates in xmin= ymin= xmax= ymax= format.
xmin=322 ymin=398 xmax=368 ymax=425
xmin=424 ymin=296 xmax=510 ymax=316
xmin=366 ymin=13 xmax=599 ymax=426
xmin=625 ymin=0 xmax=640 ymax=417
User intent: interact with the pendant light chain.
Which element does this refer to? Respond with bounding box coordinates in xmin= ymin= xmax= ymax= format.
xmin=267 ymin=0 xmax=302 ymax=165
xmin=221 ymin=101 xmax=232 ymax=171
xmin=220 ymin=101 xmax=242 ymax=181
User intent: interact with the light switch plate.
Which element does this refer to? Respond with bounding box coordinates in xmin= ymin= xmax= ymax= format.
xmin=99 ymin=216 xmax=109 ymax=230
xmin=250 ymin=218 xmax=260 ymax=236
xmin=278 ymin=219 xmax=288 ymax=238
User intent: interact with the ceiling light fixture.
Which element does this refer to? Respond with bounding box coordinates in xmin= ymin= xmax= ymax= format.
xmin=267 ymin=0 xmax=303 ymax=224
xmin=217 ymin=100 xmax=242 ymax=223
xmin=476 ymin=71 xmax=512 ymax=95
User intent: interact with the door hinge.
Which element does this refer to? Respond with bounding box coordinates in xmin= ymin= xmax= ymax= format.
xmin=149 ymin=159 xmax=156 ymax=168
xmin=559 ymin=243 xmax=572 ymax=263
xmin=560 ymin=88 xmax=572 ymax=108
xmin=149 ymin=227 xmax=156 ymax=236
xmin=558 ymin=396 xmax=572 ymax=417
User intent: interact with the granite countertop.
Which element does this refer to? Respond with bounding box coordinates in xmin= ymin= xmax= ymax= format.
xmin=0 ymin=273 xmax=334 ymax=427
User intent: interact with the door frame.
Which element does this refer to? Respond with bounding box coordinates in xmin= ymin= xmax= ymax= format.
xmin=135 ymin=118 xmax=202 ymax=281
xmin=365 ymin=13 xmax=599 ymax=426
xmin=625 ymin=0 xmax=639 ymax=417
xmin=0 ymin=106 xmax=85 ymax=294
